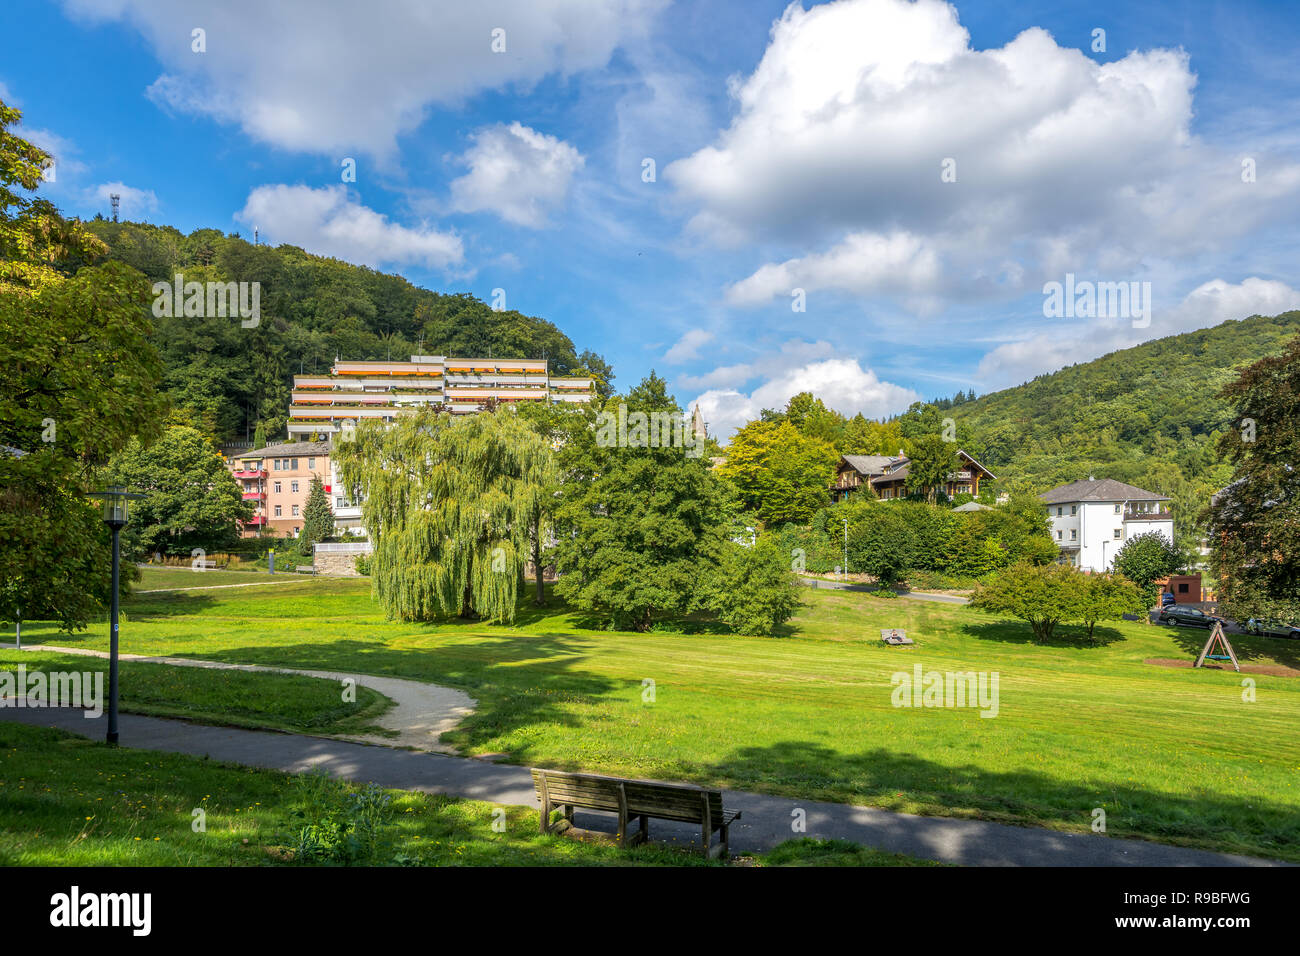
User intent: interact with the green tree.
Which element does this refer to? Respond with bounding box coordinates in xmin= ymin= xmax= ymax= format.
xmin=904 ymin=434 xmax=960 ymax=503
xmin=0 ymin=98 xmax=166 ymax=631
xmin=298 ymin=475 xmax=334 ymax=556
xmin=703 ymin=539 xmax=802 ymax=635
xmin=718 ymin=419 xmax=839 ymax=525
xmin=104 ymin=426 xmax=252 ymax=557
xmin=555 ymin=374 xmax=734 ymax=631
xmin=1208 ymin=335 xmax=1300 ymax=624
xmin=1073 ymin=572 xmax=1144 ymax=641
xmin=969 ymin=562 xmax=1085 ymax=642
xmin=335 ymin=406 xmax=550 ymax=623
xmin=843 ymin=501 xmax=915 ymax=587
xmin=1112 ymin=531 xmax=1183 ymax=607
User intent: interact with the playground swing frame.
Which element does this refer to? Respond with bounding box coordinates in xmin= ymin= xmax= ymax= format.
xmin=1194 ymin=622 xmax=1240 ymax=672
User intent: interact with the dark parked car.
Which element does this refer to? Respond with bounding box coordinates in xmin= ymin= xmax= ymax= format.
xmin=1160 ymin=591 xmax=1176 ymax=607
xmin=1245 ymin=618 xmax=1300 ymax=639
xmin=1157 ymin=606 xmax=1225 ymax=629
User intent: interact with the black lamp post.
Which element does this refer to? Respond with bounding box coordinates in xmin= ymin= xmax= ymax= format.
xmin=89 ymin=486 xmax=142 ymax=745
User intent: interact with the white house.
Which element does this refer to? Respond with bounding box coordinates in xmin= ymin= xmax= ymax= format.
xmin=1039 ymin=478 xmax=1174 ymax=572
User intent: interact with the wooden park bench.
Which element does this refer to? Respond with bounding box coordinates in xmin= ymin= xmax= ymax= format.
xmin=192 ymin=559 xmax=218 ymax=570
xmin=531 ymin=768 xmax=741 ymax=859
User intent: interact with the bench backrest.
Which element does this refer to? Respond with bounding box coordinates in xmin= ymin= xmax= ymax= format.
xmin=532 ymin=769 xmax=723 ymax=824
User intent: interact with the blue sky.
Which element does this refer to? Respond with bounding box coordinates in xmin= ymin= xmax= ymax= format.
xmin=5 ymin=0 xmax=1300 ymax=437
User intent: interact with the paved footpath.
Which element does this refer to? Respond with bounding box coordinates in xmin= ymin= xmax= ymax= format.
xmin=1 ymin=643 xmax=475 ymax=752
xmin=0 ymin=706 xmax=1282 ymax=867
xmin=798 ymin=576 xmax=970 ymax=605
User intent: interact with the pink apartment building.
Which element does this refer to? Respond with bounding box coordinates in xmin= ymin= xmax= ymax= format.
xmin=226 ymin=440 xmax=332 ymax=538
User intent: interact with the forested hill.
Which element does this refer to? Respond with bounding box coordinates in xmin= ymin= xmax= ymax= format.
xmin=86 ymin=219 xmax=613 ymax=444
xmin=943 ymin=310 xmax=1300 ymax=541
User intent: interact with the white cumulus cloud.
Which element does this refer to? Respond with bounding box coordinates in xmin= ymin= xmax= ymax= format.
xmin=237 ymin=184 xmax=463 ymax=270
xmin=668 ymin=0 xmax=1300 ymax=306
xmin=448 ymin=122 xmax=584 ymax=227
xmin=692 ymin=351 xmax=918 ymax=440
xmin=62 ymin=0 xmax=664 ymax=158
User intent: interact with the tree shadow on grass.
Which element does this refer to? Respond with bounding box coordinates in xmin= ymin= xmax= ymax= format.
xmin=162 ymin=631 xmax=624 ymax=756
xmin=701 ymin=739 xmax=1297 ymax=863
xmin=959 ymin=621 xmax=1127 ymax=648
xmin=1161 ymin=625 xmax=1300 ymax=670
xmin=121 ymin=591 xmax=222 ymax=619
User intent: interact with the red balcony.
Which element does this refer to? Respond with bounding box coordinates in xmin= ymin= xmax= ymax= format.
xmin=242 ymin=491 xmax=266 ymax=501
xmin=247 ymin=515 xmax=267 ymax=526
xmin=233 ymin=468 xmax=266 ymax=479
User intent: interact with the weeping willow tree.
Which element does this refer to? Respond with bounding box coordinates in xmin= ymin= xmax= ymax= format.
xmin=334 ymin=406 xmax=553 ymax=623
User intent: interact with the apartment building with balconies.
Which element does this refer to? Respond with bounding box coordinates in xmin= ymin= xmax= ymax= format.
xmin=286 ymin=354 xmax=593 ymax=438
xmin=227 ymin=441 xmax=332 ymax=538
xmin=1039 ymin=478 xmax=1174 ymax=571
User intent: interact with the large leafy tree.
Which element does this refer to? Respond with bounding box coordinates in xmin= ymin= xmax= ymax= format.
xmin=1207 ymin=336 xmax=1300 ymax=623
xmin=904 ymin=434 xmax=960 ymax=503
xmin=335 ymin=406 xmax=551 ymax=623
xmin=104 ymin=425 xmax=252 ymax=557
xmin=1112 ymin=530 xmax=1183 ymax=607
xmin=1074 ymin=573 xmax=1144 ymax=641
xmin=701 ymin=538 xmax=802 ymax=635
xmin=718 ymin=419 xmax=839 ymax=525
xmin=555 ymin=374 xmax=735 ymax=631
xmin=969 ymin=562 xmax=1085 ymax=643
xmin=843 ymin=500 xmax=916 ymax=587
xmin=0 ymin=98 xmax=166 ymax=631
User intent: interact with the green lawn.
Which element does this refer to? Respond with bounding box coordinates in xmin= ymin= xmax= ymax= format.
xmin=11 ymin=575 xmax=1300 ymax=862
xmin=0 ymin=651 xmax=393 ymax=736
xmin=0 ymin=723 xmax=926 ymax=866
xmin=0 ymin=723 xmax=703 ymax=866
xmin=131 ymin=565 xmax=305 ymax=591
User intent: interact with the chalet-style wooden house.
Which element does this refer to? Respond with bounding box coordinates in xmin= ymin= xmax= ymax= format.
xmin=829 ymin=450 xmax=996 ymax=503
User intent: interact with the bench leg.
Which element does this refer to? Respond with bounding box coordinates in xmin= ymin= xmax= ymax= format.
xmin=539 ymin=797 xmax=551 ymax=834
xmin=563 ymin=804 xmax=575 ymax=823
xmin=716 ymin=821 xmax=730 ymax=860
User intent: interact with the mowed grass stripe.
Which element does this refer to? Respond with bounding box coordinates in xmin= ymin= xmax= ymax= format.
xmin=14 ymin=578 xmax=1300 ymax=860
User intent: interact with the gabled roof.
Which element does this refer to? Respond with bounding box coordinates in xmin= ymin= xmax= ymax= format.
xmin=241 ymin=440 xmax=332 ymax=458
xmin=840 ymin=454 xmax=897 ymax=476
xmin=868 ymin=449 xmax=995 ymax=485
xmin=953 ymin=500 xmax=993 ymax=511
xmin=1039 ymin=478 xmax=1170 ymax=504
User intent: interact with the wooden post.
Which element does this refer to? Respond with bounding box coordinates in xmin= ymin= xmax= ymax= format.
xmin=616 ymin=782 xmax=629 ymax=849
xmin=700 ymin=792 xmax=712 ymax=858
xmin=538 ymin=772 xmax=551 ymax=834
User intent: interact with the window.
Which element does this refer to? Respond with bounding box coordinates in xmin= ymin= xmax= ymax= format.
xmin=291 ymin=481 xmax=299 ymax=493
xmin=292 ymin=505 xmax=300 ymax=517
xmin=308 ymin=458 xmax=315 ymax=469
xmin=1056 ymin=530 xmax=1062 ymax=540
xmin=274 ymin=481 xmax=281 ymax=493
xmin=1113 ymin=529 xmax=1122 ymax=539
xmin=1070 ymin=505 xmax=1077 ymax=516
xmin=1178 ymin=582 xmax=1189 ymax=593
xmin=336 ymin=497 xmax=345 ymax=509
xmin=291 ymin=458 xmax=299 ymax=469
xmin=274 ymin=505 xmax=282 ymax=517
xmin=1070 ymin=529 xmax=1077 ymax=540
xmin=1114 ymin=504 xmax=1122 ymax=514
xmin=1056 ymin=507 xmax=1063 ymax=516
